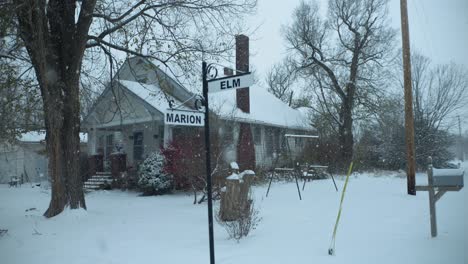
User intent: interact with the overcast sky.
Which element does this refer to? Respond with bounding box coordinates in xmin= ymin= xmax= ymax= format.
xmin=246 ymin=0 xmax=468 ymax=131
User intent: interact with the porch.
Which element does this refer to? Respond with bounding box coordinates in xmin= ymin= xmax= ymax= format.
xmin=85 ymin=120 xmax=171 ymax=177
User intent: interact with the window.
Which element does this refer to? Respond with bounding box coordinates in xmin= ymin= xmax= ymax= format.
xmin=295 ymin=138 xmax=302 ymax=148
xmin=97 ymin=135 xmax=104 ymax=155
xmin=279 ymin=129 xmax=287 ymax=152
xmin=158 ymin=125 xmax=165 ymax=148
xmin=133 ymin=132 xmax=144 ymax=161
xmin=254 ymin=126 xmax=262 ymax=145
xmin=105 ymin=134 xmax=114 ymax=158
xmin=136 ymin=73 xmax=148 ymax=83
xmin=265 ymin=128 xmax=274 ymax=155
xmin=223 ymin=123 xmax=234 ymax=143
xmin=137 ymin=76 xmax=148 ymax=83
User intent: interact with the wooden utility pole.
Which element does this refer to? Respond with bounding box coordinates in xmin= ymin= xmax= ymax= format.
xmin=400 ymin=0 xmax=416 ymax=195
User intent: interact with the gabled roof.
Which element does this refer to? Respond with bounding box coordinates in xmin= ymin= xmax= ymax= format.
xmin=85 ymin=56 xmax=312 ymax=131
xmin=144 ymin=58 xmax=311 ymax=130
xmin=121 ymin=78 xmax=311 ymax=130
xmin=119 ymin=80 xmax=192 ymax=113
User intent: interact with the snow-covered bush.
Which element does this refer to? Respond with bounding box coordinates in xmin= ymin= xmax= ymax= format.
xmin=217 ymin=196 xmax=261 ymax=242
xmin=138 ymin=151 xmax=173 ymax=195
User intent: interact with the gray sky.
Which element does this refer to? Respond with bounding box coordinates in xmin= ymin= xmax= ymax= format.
xmin=246 ymin=0 xmax=468 ymax=131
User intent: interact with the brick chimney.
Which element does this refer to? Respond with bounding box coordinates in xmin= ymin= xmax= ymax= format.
xmin=224 ymin=67 xmax=233 ymax=76
xmin=236 ymin=34 xmax=250 ymax=113
xmin=235 ymin=34 xmax=255 ymax=170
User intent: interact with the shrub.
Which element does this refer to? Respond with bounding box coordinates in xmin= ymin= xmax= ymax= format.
xmin=161 ymin=126 xmax=228 ymax=204
xmin=161 ymin=138 xmax=205 ymax=192
xmin=137 ymin=151 xmax=173 ymax=195
xmin=216 ymin=196 xmax=261 ymax=242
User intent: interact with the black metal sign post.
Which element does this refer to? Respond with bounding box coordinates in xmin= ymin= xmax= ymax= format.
xmin=201 ymin=61 xmax=252 ymax=264
xmin=202 ymin=61 xmax=215 ymax=264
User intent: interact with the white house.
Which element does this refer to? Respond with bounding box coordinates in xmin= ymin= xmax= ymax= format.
xmin=82 ymin=36 xmax=313 ymax=172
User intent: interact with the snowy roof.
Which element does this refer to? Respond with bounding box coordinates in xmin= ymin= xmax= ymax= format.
xmin=120 ymin=57 xmax=312 ymax=130
xmin=119 ymin=80 xmax=191 ymax=113
xmin=209 ymin=86 xmax=312 ymax=130
xmin=296 ymin=107 xmax=312 ymax=117
xmin=18 ymin=131 xmax=88 ymax=143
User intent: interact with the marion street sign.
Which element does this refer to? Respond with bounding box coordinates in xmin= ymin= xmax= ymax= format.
xmin=207 ymin=72 xmax=253 ymax=93
xmin=165 ymin=109 xmax=204 ymax=127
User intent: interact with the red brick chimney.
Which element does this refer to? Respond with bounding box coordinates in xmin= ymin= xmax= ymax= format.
xmin=235 ymin=34 xmax=255 ymax=170
xmin=224 ymin=67 xmax=233 ymax=76
xmin=236 ymin=34 xmax=250 ymax=113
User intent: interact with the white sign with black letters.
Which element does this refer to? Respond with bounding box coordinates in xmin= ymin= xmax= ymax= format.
xmin=208 ymin=73 xmax=254 ymax=93
xmin=165 ymin=109 xmax=204 ymax=127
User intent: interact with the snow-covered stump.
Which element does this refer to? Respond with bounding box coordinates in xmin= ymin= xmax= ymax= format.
xmin=219 ymin=170 xmax=255 ymax=221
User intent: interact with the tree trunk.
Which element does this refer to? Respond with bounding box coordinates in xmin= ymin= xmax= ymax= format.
xmin=14 ymin=0 xmax=95 ymax=217
xmin=44 ymin=79 xmax=86 ymax=217
xmin=219 ymin=172 xmax=253 ymax=221
xmin=338 ymin=99 xmax=354 ymax=168
xmin=338 ymin=41 xmax=359 ymax=169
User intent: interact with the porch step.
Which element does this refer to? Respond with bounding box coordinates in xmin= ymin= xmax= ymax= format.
xmin=96 ymin=171 xmax=112 ymax=176
xmin=84 ymin=174 xmax=114 ymax=191
xmin=88 ymin=177 xmax=112 ymax=182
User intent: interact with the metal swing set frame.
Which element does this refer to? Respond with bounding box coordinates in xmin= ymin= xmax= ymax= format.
xmin=265 ymin=134 xmax=338 ymax=200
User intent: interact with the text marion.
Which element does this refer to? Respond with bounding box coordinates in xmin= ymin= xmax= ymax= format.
xmin=165 ymin=112 xmax=204 ymax=126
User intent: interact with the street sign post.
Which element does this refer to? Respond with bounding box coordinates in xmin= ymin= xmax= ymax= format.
xmin=202 ymin=61 xmax=216 ymax=264
xmin=202 ymin=63 xmax=253 ymax=264
xmin=165 ymin=109 xmax=204 ymax=127
xmin=207 ymin=72 xmax=253 ymax=93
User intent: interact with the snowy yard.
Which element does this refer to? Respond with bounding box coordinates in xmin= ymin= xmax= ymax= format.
xmin=1 ymin=168 xmax=466 ymax=264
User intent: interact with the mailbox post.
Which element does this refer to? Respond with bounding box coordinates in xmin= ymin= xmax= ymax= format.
xmin=416 ymin=157 xmax=464 ymax=237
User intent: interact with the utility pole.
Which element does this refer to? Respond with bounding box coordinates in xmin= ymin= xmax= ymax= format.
xmin=400 ymin=0 xmax=416 ymax=195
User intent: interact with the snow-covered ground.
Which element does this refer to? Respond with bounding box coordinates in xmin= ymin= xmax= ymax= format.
xmin=1 ymin=165 xmax=466 ymax=264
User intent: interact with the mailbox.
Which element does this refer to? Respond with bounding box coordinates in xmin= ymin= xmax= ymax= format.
xmin=432 ymin=168 xmax=464 ymax=188
xmin=416 ymin=158 xmax=465 ymax=238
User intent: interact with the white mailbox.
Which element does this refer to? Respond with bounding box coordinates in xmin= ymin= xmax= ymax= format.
xmin=416 ymin=157 xmax=465 ymax=238
xmin=432 ymin=168 xmax=464 ymax=188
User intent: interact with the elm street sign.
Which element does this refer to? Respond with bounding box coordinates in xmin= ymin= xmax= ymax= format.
xmin=207 ymin=72 xmax=253 ymax=93
xmin=165 ymin=109 xmax=204 ymax=127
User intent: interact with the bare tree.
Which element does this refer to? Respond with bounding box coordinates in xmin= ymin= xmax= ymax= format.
xmin=355 ymin=51 xmax=468 ymax=169
xmin=6 ymin=0 xmax=257 ymax=217
xmin=407 ymin=52 xmax=468 ymax=130
xmin=397 ymin=51 xmax=468 ymax=166
xmin=266 ymin=60 xmax=296 ymax=107
xmin=0 ymin=3 xmax=41 ymax=144
xmin=284 ymin=0 xmax=396 ymax=166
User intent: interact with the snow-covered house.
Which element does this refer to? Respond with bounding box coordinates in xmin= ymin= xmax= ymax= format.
xmin=82 ymin=36 xmax=313 ymax=172
xmin=0 ymin=131 xmax=88 ymax=184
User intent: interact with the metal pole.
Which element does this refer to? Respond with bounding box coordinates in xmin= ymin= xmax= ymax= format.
xmin=202 ymin=61 xmax=216 ymax=264
xmin=400 ymin=0 xmax=416 ymax=195
xmin=458 ymin=115 xmax=464 ymax=161
xmin=427 ymin=158 xmax=437 ymax=237
xmin=286 ymin=136 xmax=302 ymax=200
